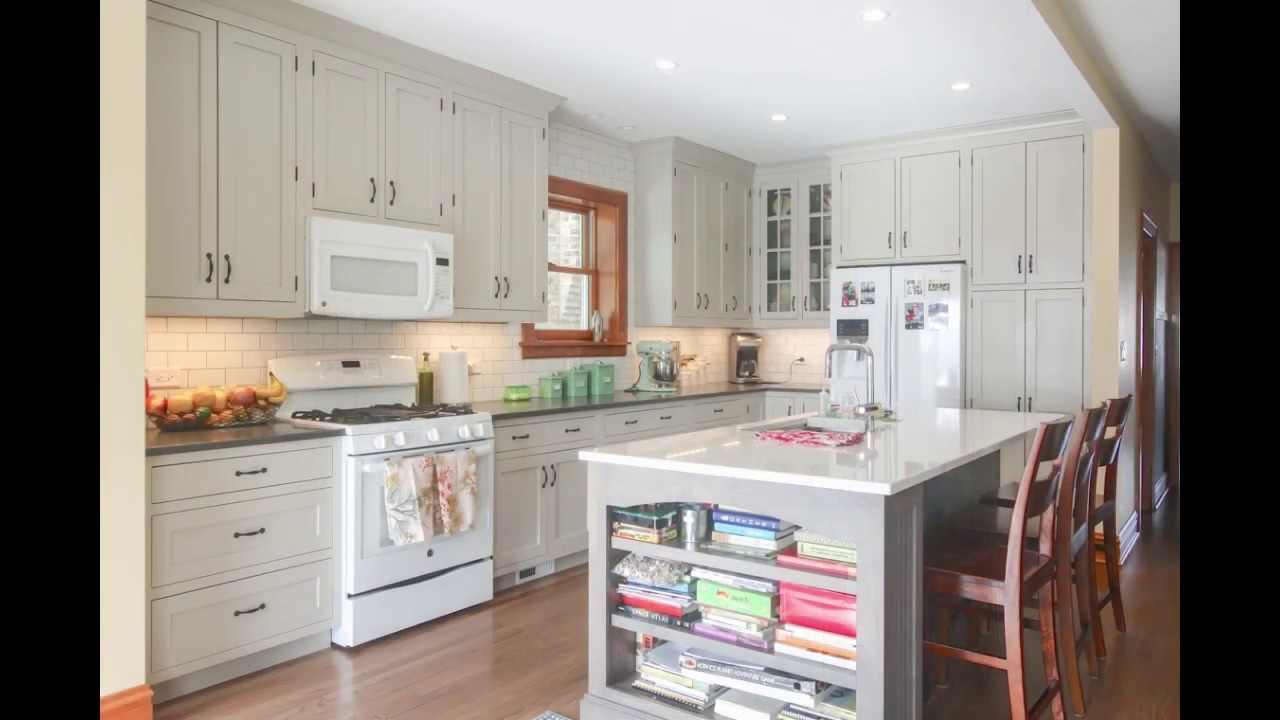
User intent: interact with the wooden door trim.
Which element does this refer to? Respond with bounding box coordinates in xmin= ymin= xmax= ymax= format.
xmin=100 ymin=685 xmax=153 ymax=720
xmin=1135 ymin=212 xmax=1159 ymax=530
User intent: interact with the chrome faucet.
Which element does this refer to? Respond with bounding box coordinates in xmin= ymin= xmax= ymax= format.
xmin=825 ymin=342 xmax=877 ymax=431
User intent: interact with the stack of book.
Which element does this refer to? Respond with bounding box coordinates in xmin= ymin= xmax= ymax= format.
xmin=611 ymin=504 xmax=679 ymax=544
xmin=775 ymin=582 xmax=857 ymax=670
xmin=705 ymin=509 xmax=797 ymax=559
xmin=679 ymin=648 xmax=829 ymax=709
xmin=779 ymin=685 xmax=857 ymax=720
xmin=631 ymin=642 xmax=726 ymax=712
xmin=690 ymin=567 xmax=779 ymax=651
xmin=617 ymin=582 xmax=698 ymax=630
xmin=776 ymin=531 xmax=857 ymax=577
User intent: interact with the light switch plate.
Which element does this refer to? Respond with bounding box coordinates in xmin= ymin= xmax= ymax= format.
xmin=1119 ymin=340 xmax=1128 ymax=363
xmin=147 ymin=368 xmax=181 ymax=388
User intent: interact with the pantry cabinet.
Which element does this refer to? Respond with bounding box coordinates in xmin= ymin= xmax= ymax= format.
xmin=311 ymin=52 xmax=380 ymax=217
xmin=969 ymin=288 xmax=1083 ymax=414
xmin=755 ymin=168 xmax=831 ymax=326
xmin=634 ymin=138 xmax=755 ymax=328
xmin=971 ymin=136 xmax=1084 ymax=286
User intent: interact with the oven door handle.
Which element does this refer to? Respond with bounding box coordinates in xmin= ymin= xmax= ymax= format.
xmin=360 ymin=441 xmax=495 ymax=472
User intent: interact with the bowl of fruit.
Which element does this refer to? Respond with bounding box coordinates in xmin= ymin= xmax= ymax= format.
xmin=147 ymin=374 xmax=288 ymax=431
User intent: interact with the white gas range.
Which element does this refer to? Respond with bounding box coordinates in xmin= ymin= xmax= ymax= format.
xmin=269 ymin=353 xmax=495 ymax=647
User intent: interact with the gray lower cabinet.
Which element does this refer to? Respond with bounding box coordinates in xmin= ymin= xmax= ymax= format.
xmin=548 ymin=453 xmax=588 ymax=559
xmin=494 ymin=448 xmax=589 ymax=574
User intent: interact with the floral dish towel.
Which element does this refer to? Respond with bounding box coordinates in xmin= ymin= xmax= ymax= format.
xmin=434 ymin=448 xmax=479 ymax=536
xmin=383 ymin=455 xmax=435 ymax=545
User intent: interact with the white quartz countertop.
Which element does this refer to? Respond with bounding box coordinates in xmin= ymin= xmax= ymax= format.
xmin=579 ymin=408 xmax=1066 ymax=495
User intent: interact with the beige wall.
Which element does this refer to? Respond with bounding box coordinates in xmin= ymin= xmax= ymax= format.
xmin=1169 ymin=182 xmax=1180 ymax=244
xmin=101 ymin=0 xmax=147 ymax=698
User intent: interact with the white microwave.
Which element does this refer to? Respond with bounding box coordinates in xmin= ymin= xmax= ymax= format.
xmin=307 ymin=216 xmax=454 ymax=320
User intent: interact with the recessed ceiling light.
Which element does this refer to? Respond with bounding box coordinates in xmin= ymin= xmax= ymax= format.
xmin=618 ymin=125 xmax=634 ymax=131
xmin=654 ymin=59 xmax=679 ymax=71
xmin=771 ymin=114 xmax=788 ymax=122
xmin=585 ymin=113 xmax=599 ymax=120
xmin=951 ymin=82 xmax=972 ymax=91
xmin=860 ymin=8 xmax=889 ymax=22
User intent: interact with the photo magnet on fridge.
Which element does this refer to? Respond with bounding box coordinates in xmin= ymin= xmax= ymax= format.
xmin=860 ymin=281 xmax=876 ymax=304
xmin=842 ymin=281 xmax=857 ymax=307
xmin=927 ymin=280 xmax=951 ymax=292
xmin=905 ymin=279 xmax=923 ymax=296
xmin=905 ymin=302 xmax=924 ymax=330
xmin=928 ymin=302 xmax=949 ymax=330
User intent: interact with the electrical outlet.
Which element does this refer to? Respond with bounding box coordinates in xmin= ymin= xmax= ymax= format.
xmin=147 ymin=368 xmax=180 ymax=388
xmin=795 ymin=357 xmax=806 ymax=364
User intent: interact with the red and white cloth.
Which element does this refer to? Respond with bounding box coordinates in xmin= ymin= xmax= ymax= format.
xmin=753 ymin=429 xmax=866 ymax=447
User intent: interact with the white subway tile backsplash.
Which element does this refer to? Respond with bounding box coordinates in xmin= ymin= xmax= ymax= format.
xmin=353 ymin=334 xmax=382 ymax=349
xmin=260 ymin=333 xmax=294 ymax=350
xmin=366 ymin=320 xmax=393 ymax=333
xmin=169 ymin=351 xmax=207 ymax=369
xmin=308 ymin=319 xmax=338 ymax=333
xmin=293 ymin=334 xmax=324 ymax=350
xmin=277 ymin=319 xmax=309 ymax=333
xmin=379 ymin=334 xmax=405 ymax=349
xmin=206 ymin=351 xmax=243 ymax=369
xmin=205 ymin=318 xmax=243 ymax=333
xmin=145 ymin=352 xmax=168 ymax=368
xmin=166 ymin=317 xmax=206 ymax=333
xmin=225 ymin=333 xmax=260 ymax=350
xmin=243 ymin=350 xmax=277 ymax=368
xmin=188 ymin=368 xmax=226 ymax=387
xmin=188 ymin=333 xmax=226 ymax=351
xmin=226 ymin=368 xmax=265 ymax=386
xmin=242 ymin=318 xmax=277 ymax=333
xmin=324 ymin=334 xmax=353 ymax=350
xmin=146 ymin=318 xmax=169 ymax=332
xmin=338 ymin=319 xmax=366 ymax=334
xmin=148 ymin=333 xmax=188 ymax=352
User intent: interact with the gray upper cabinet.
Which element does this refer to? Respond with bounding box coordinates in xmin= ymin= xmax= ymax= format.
xmin=312 ymin=52 xmax=379 ymax=217
xmin=500 ymin=108 xmax=548 ymax=313
xmin=384 ymin=74 xmax=447 ymax=227
xmin=146 ymin=4 xmax=217 ymax=300
xmin=723 ymin=178 xmax=750 ymax=322
xmin=217 ymin=24 xmax=296 ymax=303
xmin=672 ymin=162 xmax=700 ymax=321
xmin=697 ymin=170 xmax=725 ymax=320
xmin=838 ymin=159 xmax=896 ymax=263
xmin=899 ymin=151 xmax=961 ymax=258
xmin=1027 ymin=136 xmax=1084 ymax=283
xmin=452 ymin=95 xmax=503 ymax=311
xmin=972 ymin=143 xmax=1026 ymax=285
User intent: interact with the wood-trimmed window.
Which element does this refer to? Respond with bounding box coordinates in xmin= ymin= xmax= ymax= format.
xmin=521 ymin=177 xmax=628 ymax=359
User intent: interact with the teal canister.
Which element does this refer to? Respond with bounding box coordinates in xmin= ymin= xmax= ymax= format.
xmin=580 ymin=362 xmax=615 ymax=396
xmin=538 ymin=375 xmax=564 ymax=399
xmin=560 ymin=369 xmax=590 ymax=398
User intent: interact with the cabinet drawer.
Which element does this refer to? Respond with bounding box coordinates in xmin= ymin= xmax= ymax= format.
xmin=152 ymin=446 xmax=333 ymax=503
xmin=692 ymin=398 xmax=750 ymax=425
xmin=152 ymin=489 xmax=332 ymax=587
xmin=151 ymin=560 xmax=333 ymax=673
xmin=496 ymin=415 xmax=594 ymax=453
xmin=604 ymin=405 xmax=689 ymax=437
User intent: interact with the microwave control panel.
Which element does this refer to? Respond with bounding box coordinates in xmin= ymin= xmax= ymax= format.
xmin=433 ymin=255 xmax=453 ymax=304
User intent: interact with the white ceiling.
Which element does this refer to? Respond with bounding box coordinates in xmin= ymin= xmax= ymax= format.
xmin=1060 ymin=0 xmax=1180 ymax=179
xmin=293 ymin=0 xmax=1091 ymax=165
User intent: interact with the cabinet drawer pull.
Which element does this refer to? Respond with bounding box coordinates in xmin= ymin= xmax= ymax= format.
xmin=511 ymin=433 xmax=530 ymax=440
xmin=224 ymin=254 xmax=232 ymax=284
xmin=235 ymin=468 xmax=267 ymax=477
xmin=389 ymin=180 xmax=396 ymax=206
xmin=713 ymin=408 xmax=725 ymax=414
xmin=233 ymin=527 xmax=266 ymax=539
xmin=564 ymin=427 xmax=581 ymax=433
xmin=659 ymin=415 xmax=673 ymax=421
xmin=541 ymin=466 xmax=548 ymax=488
xmin=550 ymin=464 xmax=557 ymax=487
xmin=494 ymin=276 xmax=500 ymax=298
xmin=205 ymin=252 xmax=214 ymax=283
xmin=624 ymin=419 xmax=639 ymax=426
xmin=370 ymin=177 xmax=376 ymax=203
xmin=234 ymin=603 xmax=266 ymax=617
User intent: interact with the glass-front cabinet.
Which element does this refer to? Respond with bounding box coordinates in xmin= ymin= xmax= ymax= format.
xmin=755 ymin=170 xmax=832 ymax=326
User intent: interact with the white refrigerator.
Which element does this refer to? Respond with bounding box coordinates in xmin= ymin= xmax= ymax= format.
xmin=828 ymin=263 xmax=966 ymax=411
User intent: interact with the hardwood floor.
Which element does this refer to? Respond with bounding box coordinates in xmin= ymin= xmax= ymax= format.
xmin=156 ymin=494 xmax=1178 ymax=720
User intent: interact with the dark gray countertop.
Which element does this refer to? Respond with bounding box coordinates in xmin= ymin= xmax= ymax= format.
xmin=472 ymin=382 xmax=824 ymax=421
xmin=146 ymin=423 xmax=345 ymax=457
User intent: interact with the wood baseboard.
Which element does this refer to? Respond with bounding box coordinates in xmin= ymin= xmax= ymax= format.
xmin=1094 ymin=511 xmax=1140 ymax=567
xmin=1153 ymin=472 xmax=1169 ymax=510
xmin=100 ymin=684 xmax=152 ymax=720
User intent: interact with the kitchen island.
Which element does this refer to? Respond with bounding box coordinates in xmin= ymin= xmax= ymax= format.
xmin=578 ymin=408 xmax=1062 ymax=720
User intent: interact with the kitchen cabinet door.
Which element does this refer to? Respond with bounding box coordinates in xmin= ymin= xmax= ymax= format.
xmin=722 ymin=178 xmax=749 ymax=321
xmin=493 ymin=455 xmax=551 ymax=572
xmin=802 ymin=177 xmax=833 ymax=317
xmin=838 ymin=159 xmax=896 ymax=262
xmin=385 ymin=74 xmax=447 ymax=227
xmin=698 ymin=170 xmax=725 ymax=320
xmin=217 ymin=25 xmax=296 ymax=303
xmin=1025 ymin=288 xmax=1084 ymax=414
xmin=1027 ymin=136 xmax=1084 ymax=283
xmin=972 ymin=143 xmax=1026 ymax=285
xmin=969 ymin=290 xmax=1025 ymax=412
xmin=500 ymin=108 xmax=548 ymax=312
xmin=146 ymin=3 xmax=217 ymax=300
xmin=764 ymin=395 xmax=795 ymax=419
xmin=673 ymin=162 xmax=699 ymax=320
xmin=452 ymin=95 xmax=502 ymax=310
xmin=312 ymin=52 xmax=380 ymax=217
xmin=759 ymin=180 xmax=799 ymax=319
xmin=900 ymin=151 xmax=961 ymax=259
xmin=547 ymin=452 xmax=588 ymax=559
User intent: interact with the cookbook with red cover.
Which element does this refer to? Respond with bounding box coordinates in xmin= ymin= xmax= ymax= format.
xmin=775 ymin=547 xmax=858 ymax=578
xmin=778 ymin=581 xmax=857 ymax=638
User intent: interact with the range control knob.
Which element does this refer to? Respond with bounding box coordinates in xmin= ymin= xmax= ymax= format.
xmin=458 ymin=424 xmax=472 ymax=440
xmin=426 ymin=428 xmax=440 ymax=443
xmin=392 ymin=432 xmax=406 ymax=447
xmin=469 ymin=423 xmax=486 ymax=438
xmin=372 ymin=435 xmax=388 ymax=450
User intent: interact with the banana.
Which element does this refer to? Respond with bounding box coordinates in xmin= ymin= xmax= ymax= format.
xmin=256 ymin=374 xmax=286 ymax=399
xmin=267 ymin=385 xmax=288 ymax=405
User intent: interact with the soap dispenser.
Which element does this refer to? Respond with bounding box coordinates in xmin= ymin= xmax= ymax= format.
xmin=417 ymin=352 xmax=434 ymax=406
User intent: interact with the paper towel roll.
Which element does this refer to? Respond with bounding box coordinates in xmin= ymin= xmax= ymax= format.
xmin=435 ymin=350 xmax=469 ymax=404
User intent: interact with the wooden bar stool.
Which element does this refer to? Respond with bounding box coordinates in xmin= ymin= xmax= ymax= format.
xmin=924 ymin=417 xmax=1077 ymax=720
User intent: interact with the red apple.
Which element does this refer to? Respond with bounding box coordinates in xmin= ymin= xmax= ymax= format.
xmin=147 ymin=395 xmax=168 ymax=416
xmin=229 ymin=385 xmax=258 ymax=408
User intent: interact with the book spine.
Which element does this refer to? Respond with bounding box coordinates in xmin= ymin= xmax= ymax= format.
xmin=779 ymin=623 xmax=857 ymax=650
xmin=681 ymin=656 xmax=820 ymax=695
xmin=692 ymin=622 xmax=772 ymax=651
xmin=640 ymin=663 xmax=704 ymax=690
xmin=776 ymin=551 xmax=858 ymax=577
xmin=700 ymin=610 xmax=772 ymax=633
xmin=702 ymin=542 xmax=778 ymax=560
xmin=797 ymin=542 xmax=857 ymax=564
xmin=692 ymin=568 xmax=777 ymax=594
xmin=619 ymin=605 xmax=696 ymax=628
xmin=619 ymin=595 xmax=690 ymax=617
xmin=712 ymin=522 xmax=787 ymax=541
xmin=778 ymin=706 xmax=839 ymax=720
xmin=696 ymin=581 xmax=778 ymax=619
xmin=711 ymin=511 xmax=782 ymax=530
xmin=776 ymin=631 xmax=858 ymax=660
xmin=773 ymin=642 xmax=857 ymax=670
xmin=632 ymin=680 xmax=708 ymax=710
xmin=793 ymin=531 xmax=856 ymax=550
xmin=612 ymin=511 xmax=676 ymax=530
xmin=613 ymin=526 xmax=677 ymax=543
xmin=712 ymin=531 xmax=791 ymax=551
xmin=679 ymin=667 xmax=818 ymax=708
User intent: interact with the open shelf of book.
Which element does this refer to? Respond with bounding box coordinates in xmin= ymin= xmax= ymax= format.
xmin=599 ymin=680 xmax=721 ymax=719
xmin=610 ymin=537 xmax=858 ymax=595
xmin=612 ymin=613 xmax=857 ymax=688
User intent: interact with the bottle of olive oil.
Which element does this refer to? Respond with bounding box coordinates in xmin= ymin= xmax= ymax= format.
xmin=417 ymin=352 xmax=434 ymax=406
